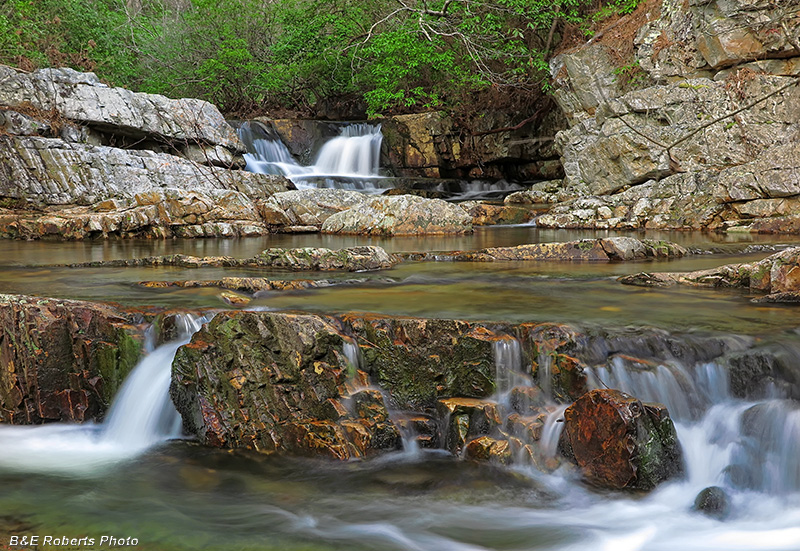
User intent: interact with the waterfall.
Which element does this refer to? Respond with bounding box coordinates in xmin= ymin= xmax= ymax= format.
xmin=492 ymin=337 xmax=527 ymax=400
xmin=586 ymin=357 xmax=800 ymax=494
xmin=101 ymin=313 xmax=207 ymax=449
xmin=238 ymin=121 xmax=387 ymax=192
xmin=0 ymin=313 xmax=207 ymax=475
xmin=313 ymin=123 xmax=383 ymax=177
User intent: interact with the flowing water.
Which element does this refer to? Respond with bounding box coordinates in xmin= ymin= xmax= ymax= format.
xmin=0 ymin=314 xmax=204 ymax=477
xmin=2 ymin=227 xmax=800 ymax=549
xmin=238 ymin=121 xmax=388 ymax=192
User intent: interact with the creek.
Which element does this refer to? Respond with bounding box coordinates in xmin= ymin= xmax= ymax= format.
xmin=2 ymin=124 xmax=800 ymax=550
xmin=2 ymin=226 xmax=800 ymax=550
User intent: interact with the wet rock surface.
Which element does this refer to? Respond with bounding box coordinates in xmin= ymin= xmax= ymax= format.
xmin=619 ymin=246 xmax=800 ymax=300
xmin=170 ymin=311 xmax=401 ymax=458
xmin=693 ymin=486 xmax=730 ymax=519
xmin=402 ymin=237 xmax=687 ymax=263
xmin=321 ymin=195 xmax=473 ymax=236
xmin=562 ymin=389 xmax=684 ymax=490
xmin=0 ymin=294 xmax=146 ymax=424
xmin=65 ymin=246 xmax=399 ymax=272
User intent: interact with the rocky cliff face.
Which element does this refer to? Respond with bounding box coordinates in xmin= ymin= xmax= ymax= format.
xmin=0 ymin=67 xmax=294 ymax=239
xmin=380 ymin=110 xmax=566 ymax=181
xmin=542 ymin=0 xmax=800 ymax=232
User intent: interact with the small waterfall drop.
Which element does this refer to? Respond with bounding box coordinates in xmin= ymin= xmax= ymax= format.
xmin=586 ymin=356 xmax=800 ymax=494
xmin=0 ymin=313 xmax=207 ymax=475
xmin=238 ymin=121 xmax=387 ymax=192
xmin=102 ymin=313 xmax=206 ymax=449
xmin=313 ymin=123 xmax=383 ymax=177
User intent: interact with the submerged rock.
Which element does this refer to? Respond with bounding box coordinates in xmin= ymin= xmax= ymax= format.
xmin=693 ymin=486 xmax=731 ymax=519
xmin=0 ymin=294 xmax=146 ymax=424
xmin=321 ymin=195 xmax=473 ymax=236
xmin=562 ymin=389 xmax=684 ymax=490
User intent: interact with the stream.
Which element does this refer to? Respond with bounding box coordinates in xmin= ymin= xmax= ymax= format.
xmin=2 ymin=225 xmax=800 ymax=550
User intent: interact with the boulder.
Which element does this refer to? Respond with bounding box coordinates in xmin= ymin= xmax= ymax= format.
xmin=0 ymin=294 xmax=146 ymax=424
xmin=693 ymin=486 xmax=730 ymax=519
xmin=459 ymin=201 xmax=535 ymax=226
xmin=562 ymin=389 xmax=684 ymax=490
xmin=262 ymin=188 xmax=367 ymax=227
xmin=170 ymin=311 xmax=401 ymax=458
xmin=321 ymin=195 xmax=472 ymax=235
xmin=0 ymin=66 xmax=243 ymax=151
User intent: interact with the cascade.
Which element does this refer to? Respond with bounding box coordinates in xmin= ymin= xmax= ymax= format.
xmin=238 ymin=121 xmax=387 ymax=192
xmin=586 ymin=357 xmax=800 ymax=493
xmin=102 ymin=313 xmax=207 ymax=449
xmin=0 ymin=313 xmax=207 ymax=474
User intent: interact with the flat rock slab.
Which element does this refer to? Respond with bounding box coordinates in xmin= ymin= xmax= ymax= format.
xmin=619 ymin=246 xmax=800 ymax=296
xmin=65 ymin=246 xmax=399 ymax=272
xmin=137 ymin=276 xmax=392 ymax=294
xmin=402 ymin=237 xmax=687 ymax=262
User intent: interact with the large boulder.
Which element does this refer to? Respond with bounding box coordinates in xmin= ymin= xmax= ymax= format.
xmin=0 ymin=294 xmax=146 ymax=424
xmin=562 ymin=389 xmax=684 ymax=490
xmin=170 ymin=311 xmax=401 ymax=458
xmin=0 ymin=67 xmax=243 ymax=151
xmin=321 ymin=195 xmax=472 ymax=235
xmin=260 ymin=188 xmax=367 ymax=227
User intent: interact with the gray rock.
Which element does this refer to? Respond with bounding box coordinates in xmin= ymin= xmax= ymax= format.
xmin=0 ymin=136 xmax=291 ymax=207
xmin=0 ymin=66 xmax=243 ymax=151
xmin=322 ymin=195 xmax=472 ymax=235
xmin=264 ymin=188 xmax=368 ymax=227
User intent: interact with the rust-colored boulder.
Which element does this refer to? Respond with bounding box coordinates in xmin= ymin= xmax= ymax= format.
xmin=0 ymin=294 xmax=145 ymax=424
xmin=562 ymin=389 xmax=683 ymax=490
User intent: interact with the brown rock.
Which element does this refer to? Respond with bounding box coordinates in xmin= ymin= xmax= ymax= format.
xmin=562 ymin=389 xmax=683 ymax=490
xmin=0 ymin=294 xmax=145 ymax=424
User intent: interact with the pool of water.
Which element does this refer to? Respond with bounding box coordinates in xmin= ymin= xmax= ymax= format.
xmin=2 ymin=228 xmax=800 ymax=551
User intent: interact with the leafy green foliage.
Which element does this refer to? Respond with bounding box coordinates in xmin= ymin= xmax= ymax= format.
xmin=0 ymin=0 xmax=644 ymax=116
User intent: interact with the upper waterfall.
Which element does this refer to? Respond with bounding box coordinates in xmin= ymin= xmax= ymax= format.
xmin=238 ymin=121 xmax=386 ymax=192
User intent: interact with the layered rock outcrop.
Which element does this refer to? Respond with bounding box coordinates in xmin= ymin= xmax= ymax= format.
xmin=542 ymin=0 xmax=800 ymax=232
xmin=380 ymin=110 xmax=566 ymax=181
xmin=0 ymin=67 xmax=294 ymax=239
xmin=0 ymin=294 xmax=146 ymax=424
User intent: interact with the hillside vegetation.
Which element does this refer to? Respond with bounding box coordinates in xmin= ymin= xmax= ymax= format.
xmin=2 ymin=0 xmax=641 ymax=116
